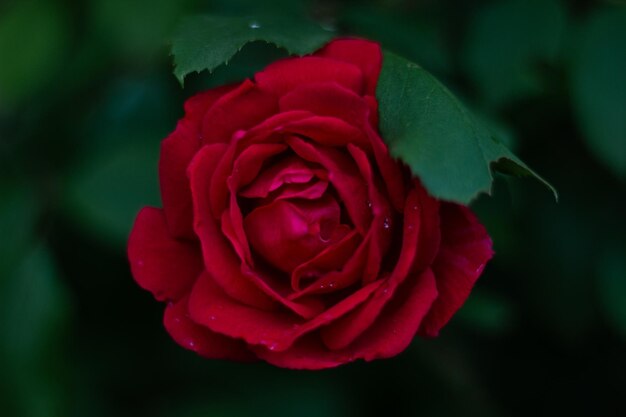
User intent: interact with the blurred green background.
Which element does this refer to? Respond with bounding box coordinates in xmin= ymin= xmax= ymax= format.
xmin=1 ymin=0 xmax=625 ymax=416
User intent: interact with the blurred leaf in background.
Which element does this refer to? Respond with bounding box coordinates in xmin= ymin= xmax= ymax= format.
xmin=0 ymin=243 xmax=70 ymax=417
xmin=463 ymin=0 xmax=567 ymax=109
xmin=570 ymin=8 xmax=626 ymax=180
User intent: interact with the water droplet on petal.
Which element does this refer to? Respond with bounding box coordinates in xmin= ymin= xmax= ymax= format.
xmin=267 ymin=342 xmax=279 ymax=351
xmin=367 ymin=200 xmax=373 ymax=209
xmin=412 ymin=205 xmax=418 ymax=211
xmin=187 ymin=339 xmax=196 ymax=349
xmin=383 ymin=217 xmax=391 ymax=230
xmin=328 ymin=281 xmax=336 ymax=288
xmin=209 ymin=315 xmax=216 ymax=321
xmin=249 ymin=21 xmax=261 ymax=29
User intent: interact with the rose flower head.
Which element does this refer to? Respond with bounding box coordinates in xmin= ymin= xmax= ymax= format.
xmin=128 ymin=39 xmax=493 ymax=369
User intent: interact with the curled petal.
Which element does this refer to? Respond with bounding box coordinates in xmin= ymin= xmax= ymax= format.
xmin=239 ymin=156 xmax=321 ymax=199
xmin=128 ymin=207 xmax=202 ymax=302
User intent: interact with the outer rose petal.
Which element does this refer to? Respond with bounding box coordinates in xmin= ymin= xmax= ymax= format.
xmin=164 ymin=297 xmax=255 ymax=361
xmin=189 ymin=271 xmax=382 ymax=353
xmin=255 ymin=56 xmax=365 ymax=96
xmin=315 ymin=39 xmax=382 ymax=96
xmin=253 ymin=269 xmax=437 ymax=370
xmin=201 ymin=79 xmax=278 ymax=144
xmin=128 ymin=207 xmax=202 ymax=302
xmin=419 ymin=203 xmax=494 ymax=337
xmin=159 ymin=85 xmax=234 ymax=239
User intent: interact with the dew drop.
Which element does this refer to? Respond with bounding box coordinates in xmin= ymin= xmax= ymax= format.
xmin=209 ymin=315 xmax=216 ymax=321
xmin=187 ymin=339 xmax=196 ymax=349
xmin=267 ymin=342 xmax=279 ymax=351
xmin=367 ymin=200 xmax=373 ymax=209
xmin=383 ymin=217 xmax=391 ymax=230
xmin=249 ymin=21 xmax=261 ymax=29
xmin=328 ymin=281 xmax=336 ymax=288
xmin=412 ymin=204 xmax=418 ymax=211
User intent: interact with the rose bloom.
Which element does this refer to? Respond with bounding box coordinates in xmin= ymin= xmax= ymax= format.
xmin=128 ymin=39 xmax=493 ymax=369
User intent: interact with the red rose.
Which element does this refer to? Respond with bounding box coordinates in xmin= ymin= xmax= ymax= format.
xmin=128 ymin=39 xmax=493 ymax=369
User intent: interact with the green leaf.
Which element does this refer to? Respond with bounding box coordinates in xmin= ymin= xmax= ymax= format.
xmin=462 ymin=0 xmax=566 ymax=108
xmin=377 ymin=52 xmax=556 ymax=204
xmin=171 ymin=14 xmax=334 ymax=84
xmin=570 ymin=9 xmax=626 ymax=180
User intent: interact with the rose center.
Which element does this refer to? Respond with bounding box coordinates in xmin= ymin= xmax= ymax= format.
xmin=243 ymin=194 xmax=350 ymax=273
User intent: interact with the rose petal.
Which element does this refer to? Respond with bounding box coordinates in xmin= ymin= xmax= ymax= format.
xmin=201 ymin=79 xmax=278 ymax=144
xmin=280 ymin=116 xmax=370 ymax=149
xmin=160 ymin=85 xmax=235 ymax=239
xmin=270 ymin=180 xmax=329 ymax=201
xmin=347 ymin=144 xmax=394 ymax=283
xmin=315 ymin=38 xmax=382 ymax=96
xmin=238 ymin=156 xmax=320 ymax=199
xmin=279 ymin=82 xmax=371 ymax=128
xmin=164 ymin=297 xmax=255 ymax=361
xmin=288 ymin=233 xmax=372 ymax=299
xmin=128 ymin=207 xmax=202 ymax=302
xmin=188 ymin=272 xmax=300 ymax=352
xmin=255 ymin=56 xmax=364 ymax=96
xmin=189 ymin=271 xmax=382 ymax=353
xmin=320 ymin=190 xmax=421 ymax=350
xmin=188 ymin=144 xmax=276 ymax=309
xmin=254 ymin=268 xmax=437 ymax=369
xmin=364 ymin=123 xmax=406 ymax=212
xmin=287 ymin=136 xmax=371 ymax=234
xmin=244 ymin=196 xmax=346 ymax=273
xmin=254 ymin=268 xmax=436 ymax=369
xmin=412 ymin=180 xmax=441 ymax=271
xmin=227 ymin=143 xmax=288 ymax=265
xmin=290 ymin=230 xmax=362 ymax=291
xmin=419 ymin=203 xmax=493 ymax=337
